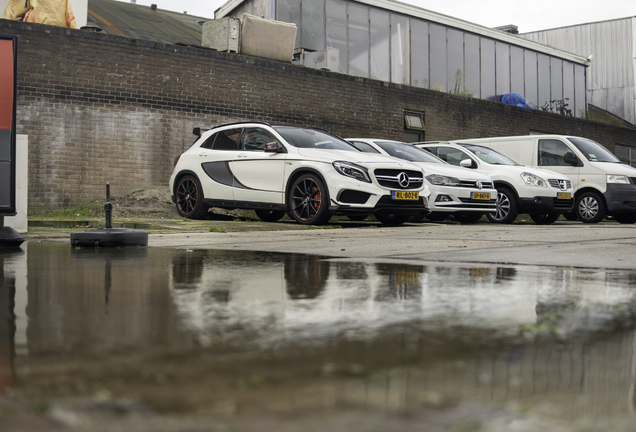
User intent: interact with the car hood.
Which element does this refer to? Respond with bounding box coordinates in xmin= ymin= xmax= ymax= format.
xmin=410 ymin=162 xmax=493 ymax=181
xmin=296 ymin=148 xmax=421 ymax=169
xmin=588 ymin=161 xmax=636 ymax=176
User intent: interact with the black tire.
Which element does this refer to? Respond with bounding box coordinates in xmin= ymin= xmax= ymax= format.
xmin=614 ymin=214 xmax=636 ymax=224
xmin=529 ymin=212 xmax=560 ymax=225
xmin=175 ymin=175 xmax=209 ymax=219
xmin=453 ymin=212 xmax=483 ymax=224
xmin=347 ymin=215 xmax=368 ymax=221
xmin=374 ymin=213 xmax=410 ymax=225
xmin=575 ymin=191 xmax=606 ymax=223
xmin=288 ymin=174 xmax=332 ymax=225
xmin=562 ymin=211 xmax=578 ymax=221
xmin=487 ymin=187 xmax=519 ymax=224
xmin=255 ymin=209 xmax=286 ymax=222
xmin=426 ymin=213 xmax=449 ymax=222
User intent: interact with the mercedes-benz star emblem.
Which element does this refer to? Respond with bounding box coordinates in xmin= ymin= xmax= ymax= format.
xmin=476 ymin=180 xmax=483 ymax=190
xmin=397 ymin=172 xmax=410 ymax=188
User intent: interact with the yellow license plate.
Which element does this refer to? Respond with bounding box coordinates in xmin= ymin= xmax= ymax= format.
xmin=392 ymin=191 xmax=419 ymax=200
xmin=471 ymin=192 xmax=491 ymax=200
xmin=557 ymin=192 xmax=572 ymax=199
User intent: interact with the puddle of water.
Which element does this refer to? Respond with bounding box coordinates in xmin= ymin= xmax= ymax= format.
xmin=2 ymin=242 xmax=636 ymax=428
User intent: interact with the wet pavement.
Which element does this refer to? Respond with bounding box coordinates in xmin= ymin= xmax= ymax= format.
xmin=2 ymin=225 xmax=636 ymax=431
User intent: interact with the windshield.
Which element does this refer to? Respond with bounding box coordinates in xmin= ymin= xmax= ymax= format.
xmin=375 ymin=141 xmax=444 ymax=163
xmin=462 ymin=145 xmax=521 ymax=166
xmin=568 ymin=137 xmax=621 ymax=163
xmin=273 ymin=126 xmax=358 ymax=151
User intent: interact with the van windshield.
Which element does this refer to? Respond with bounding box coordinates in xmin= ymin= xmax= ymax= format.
xmin=567 ymin=137 xmax=621 ymax=163
xmin=461 ymin=145 xmax=521 ymax=166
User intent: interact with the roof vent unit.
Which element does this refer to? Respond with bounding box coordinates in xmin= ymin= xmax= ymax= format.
xmin=494 ymin=24 xmax=519 ymax=34
xmin=299 ymin=48 xmax=340 ymax=72
xmin=202 ymin=17 xmax=241 ymax=53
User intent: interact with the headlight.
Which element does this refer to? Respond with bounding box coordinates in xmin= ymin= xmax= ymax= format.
xmin=607 ymin=174 xmax=630 ymax=184
xmin=520 ymin=172 xmax=547 ymax=187
xmin=332 ymin=161 xmax=371 ymax=183
xmin=426 ymin=174 xmax=460 ymax=186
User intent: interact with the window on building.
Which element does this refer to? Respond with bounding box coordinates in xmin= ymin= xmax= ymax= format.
xmin=615 ymin=145 xmax=636 ymax=167
xmin=403 ymin=112 xmax=425 ymax=142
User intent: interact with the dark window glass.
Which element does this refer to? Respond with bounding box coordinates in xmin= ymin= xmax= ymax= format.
xmin=538 ymin=139 xmax=572 ymax=166
xmin=350 ymin=141 xmax=382 ymax=153
xmin=574 ymin=64 xmax=586 ymax=118
xmin=463 ymin=145 xmax=520 ymax=165
xmin=568 ymin=137 xmax=621 ymax=163
xmin=376 ymin=141 xmax=443 ymax=163
xmin=563 ymin=61 xmax=574 ymax=114
xmin=615 ymin=146 xmax=629 ymax=160
xmin=403 ymin=131 xmax=422 ymax=143
xmin=273 ymin=126 xmax=357 ymax=150
xmin=437 ymin=146 xmax=471 ymax=166
xmin=211 ymin=128 xmax=242 ymax=150
xmin=241 ymin=128 xmax=280 ymax=151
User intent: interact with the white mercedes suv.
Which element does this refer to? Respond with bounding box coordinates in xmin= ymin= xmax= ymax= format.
xmin=169 ymin=122 xmax=430 ymax=225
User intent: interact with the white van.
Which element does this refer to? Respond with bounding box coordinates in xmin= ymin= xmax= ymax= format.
xmin=453 ymin=135 xmax=636 ymax=224
xmin=414 ymin=142 xmax=574 ymax=225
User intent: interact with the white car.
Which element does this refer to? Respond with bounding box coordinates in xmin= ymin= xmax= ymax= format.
xmin=414 ymin=142 xmax=575 ymax=224
xmin=169 ymin=122 xmax=429 ymax=225
xmin=347 ymin=139 xmax=497 ymax=223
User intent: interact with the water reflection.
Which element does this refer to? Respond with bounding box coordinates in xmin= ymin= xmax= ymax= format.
xmin=2 ymin=243 xmax=636 ymax=423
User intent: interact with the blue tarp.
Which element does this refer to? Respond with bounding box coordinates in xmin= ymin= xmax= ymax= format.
xmin=502 ymin=93 xmax=533 ymax=109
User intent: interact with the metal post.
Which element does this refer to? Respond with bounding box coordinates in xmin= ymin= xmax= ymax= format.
xmin=104 ymin=183 xmax=112 ymax=229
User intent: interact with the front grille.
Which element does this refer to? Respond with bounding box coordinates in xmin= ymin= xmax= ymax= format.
xmin=548 ymin=179 xmax=572 ymax=190
xmin=554 ymin=198 xmax=574 ymax=208
xmin=457 ymin=198 xmax=497 ymax=209
xmin=374 ymin=169 xmax=423 ymax=190
xmin=458 ymin=180 xmax=494 ymax=189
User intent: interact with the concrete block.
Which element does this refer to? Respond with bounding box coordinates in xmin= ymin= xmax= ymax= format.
xmin=202 ymin=17 xmax=240 ymax=53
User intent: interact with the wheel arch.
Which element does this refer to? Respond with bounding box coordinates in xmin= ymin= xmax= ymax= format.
xmin=492 ymin=181 xmax=519 ymax=200
xmin=574 ymin=186 xmax=606 ymax=206
xmin=173 ymin=170 xmax=201 ymax=197
xmin=284 ymin=167 xmax=330 ymax=203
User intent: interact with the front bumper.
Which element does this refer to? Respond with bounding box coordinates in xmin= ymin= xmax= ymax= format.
xmin=430 ymin=188 xmax=498 ymax=213
xmin=330 ymin=195 xmax=430 ymax=217
xmin=604 ymin=183 xmax=636 ymax=216
xmin=519 ymin=196 xmax=574 ymax=214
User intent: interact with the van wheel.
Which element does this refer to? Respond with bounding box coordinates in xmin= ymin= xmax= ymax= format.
xmin=575 ymin=191 xmax=606 ymax=223
xmin=529 ymin=212 xmax=560 ymax=225
xmin=487 ymin=187 xmax=518 ymax=224
xmin=615 ymin=214 xmax=636 ymax=224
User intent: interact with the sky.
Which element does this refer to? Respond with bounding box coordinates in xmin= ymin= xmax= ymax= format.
xmin=118 ymin=0 xmax=636 ymax=33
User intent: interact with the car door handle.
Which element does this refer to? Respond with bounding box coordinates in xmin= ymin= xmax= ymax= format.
xmin=237 ymin=153 xmax=248 ymax=158
xmin=198 ymin=153 xmax=207 ymax=158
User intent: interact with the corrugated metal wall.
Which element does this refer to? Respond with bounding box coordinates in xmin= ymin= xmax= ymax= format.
xmin=522 ymin=17 xmax=636 ymax=125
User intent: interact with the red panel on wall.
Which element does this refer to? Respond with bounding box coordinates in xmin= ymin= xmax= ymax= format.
xmin=0 ymin=39 xmax=14 ymax=131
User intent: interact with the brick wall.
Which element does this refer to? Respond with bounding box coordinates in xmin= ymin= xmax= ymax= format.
xmin=1 ymin=19 xmax=635 ymax=211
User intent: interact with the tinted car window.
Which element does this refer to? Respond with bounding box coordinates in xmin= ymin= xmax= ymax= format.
xmin=462 ymin=145 xmax=520 ymax=166
xmin=568 ymin=137 xmax=621 ymax=163
xmin=350 ymin=141 xmax=382 ymax=153
xmin=274 ymin=126 xmax=358 ymax=151
xmin=241 ymin=128 xmax=280 ymax=151
xmin=375 ymin=141 xmax=444 ymax=163
xmin=208 ymin=128 xmax=241 ymax=150
xmin=436 ymin=146 xmax=472 ymax=166
xmin=538 ymin=139 xmax=572 ymax=166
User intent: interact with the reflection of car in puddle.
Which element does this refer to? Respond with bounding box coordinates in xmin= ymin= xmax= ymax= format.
xmin=168 ymin=250 xmax=636 ymax=347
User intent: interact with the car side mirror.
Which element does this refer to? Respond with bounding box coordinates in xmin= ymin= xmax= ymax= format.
xmin=264 ymin=141 xmax=285 ymax=153
xmin=460 ymin=158 xmax=475 ymax=168
xmin=564 ymin=151 xmax=581 ymax=166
